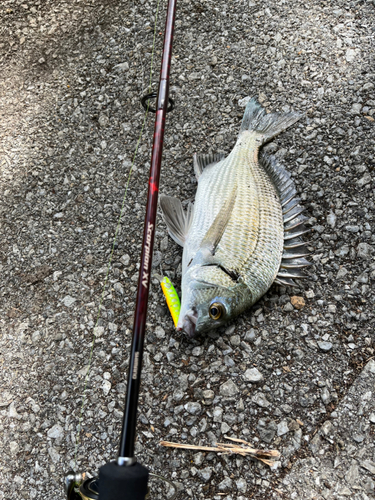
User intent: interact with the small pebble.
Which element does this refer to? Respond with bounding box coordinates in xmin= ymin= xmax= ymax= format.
xmin=336 ymin=268 xmax=348 ymax=280
xmin=357 ymin=243 xmax=373 ymax=259
xmin=221 ymin=422 xmax=231 ymax=434
xmin=230 ymin=334 xmax=241 ymax=346
xmin=10 ymin=441 xmax=19 ymax=456
xmin=218 ymin=477 xmax=233 ymax=491
xmin=284 ymin=302 xmax=294 ymax=312
xmin=47 ymin=424 xmax=64 ymax=439
xmin=213 ymin=407 xmax=223 ymax=422
xmin=219 ymin=379 xmax=239 ymax=397
xmin=184 ymin=402 xmax=201 ymax=415
xmin=245 ymin=329 xmax=256 ymax=342
xmin=318 ymin=341 xmax=333 ymax=352
xmin=155 ymin=326 xmax=165 ymax=339
xmin=200 ymin=467 xmax=212 ymax=482
xmin=192 ymin=346 xmax=204 ymax=356
xmin=252 ymin=392 xmax=271 ymax=408
xmin=277 ymin=420 xmax=289 ymax=436
xmin=31 ymin=331 xmax=41 ymax=343
xmin=114 ymin=61 xmax=129 ymax=71
xmin=243 ymin=367 xmax=263 ymax=383
xmin=203 ymin=389 xmax=214 ymax=400
xmin=327 ymin=212 xmax=337 ymax=228
xmin=63 ymin=295 xmax=76 ymax=307
xmin=102 ymin=380 xmax=111 ymax=395
xmin=291 ymin=296 xmax=305 ymax=310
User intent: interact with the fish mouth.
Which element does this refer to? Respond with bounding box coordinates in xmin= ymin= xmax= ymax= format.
xmin=177 ymin=310 xmax=197 ymax=338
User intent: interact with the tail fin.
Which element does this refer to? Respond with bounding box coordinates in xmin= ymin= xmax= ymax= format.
xmin=239 ymin=97 xmax=302 ymax=144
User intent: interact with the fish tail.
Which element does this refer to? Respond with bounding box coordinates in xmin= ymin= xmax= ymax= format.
xmin=239 ymin=97 xmax=302 ymax=143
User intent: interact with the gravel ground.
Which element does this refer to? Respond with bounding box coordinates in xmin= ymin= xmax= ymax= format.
xmin=1 ymin=0 xmax=375 ymax=499
xmin=279 ymin=358 xmax=375 ymax=500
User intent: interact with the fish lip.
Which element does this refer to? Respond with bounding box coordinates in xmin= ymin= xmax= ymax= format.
xmin=177 ymin=310 xmax=198 ymax=338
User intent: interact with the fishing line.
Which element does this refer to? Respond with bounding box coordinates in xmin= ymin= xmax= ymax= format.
xmin=73 ymin=0 xmax=163 ymax=470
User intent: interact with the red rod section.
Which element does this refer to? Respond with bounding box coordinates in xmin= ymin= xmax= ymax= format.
xmin=118 ymin=0 xmax=177 ymax=461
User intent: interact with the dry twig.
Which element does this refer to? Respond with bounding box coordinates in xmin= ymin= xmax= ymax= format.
xmin=160 ymin=437 xmax=280 ymax=466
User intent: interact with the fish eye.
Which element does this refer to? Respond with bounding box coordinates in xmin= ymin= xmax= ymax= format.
xmin=209 ymin=302 xmax=224 ymax=320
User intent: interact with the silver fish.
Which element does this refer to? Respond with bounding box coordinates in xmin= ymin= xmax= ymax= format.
xmin=160 ymin=97 xmax=310 ymax=337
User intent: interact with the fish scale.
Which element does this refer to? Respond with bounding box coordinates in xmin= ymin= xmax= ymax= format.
xmin=186 ymin=131 xmax=284 ymax=305
xmin=160 ymin=97 xmax=310 ymax=336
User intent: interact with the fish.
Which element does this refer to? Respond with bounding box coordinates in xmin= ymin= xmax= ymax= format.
xmin=160 ymin=97 xmax=310 ymax=337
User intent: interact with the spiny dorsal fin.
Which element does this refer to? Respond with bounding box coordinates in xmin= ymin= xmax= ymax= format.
xmin=284 ymin=240 xmax=311 ymax=250
xmin=280 ymin=258 xmax=311 ymax=269
xmin=259 ymin=153 xmax=297 ymax=206
xmin=159 ymin=195 xmax=194 ymax=247
xmin=193 ymin=152 xmax=225 ymax=180
xmin=260 ymin=154 xmax=313 ymax=286
xmin=201 ymin=184 xmax=237 ymax=254
xmin=277 ymin=270 xmax=307 ymax=280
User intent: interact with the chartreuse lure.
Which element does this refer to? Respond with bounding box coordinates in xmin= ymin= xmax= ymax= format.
xmin=160 ymin=276 xmax=181 ymax=328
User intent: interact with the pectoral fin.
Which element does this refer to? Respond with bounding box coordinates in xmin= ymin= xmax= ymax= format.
xmin=200 ymin=184 xmax=237 ymax=255
xmin=159 ymin=195 xmax=194 ymax=247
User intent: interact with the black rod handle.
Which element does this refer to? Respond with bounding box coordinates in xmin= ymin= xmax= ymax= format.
xmin=99 ymin=462 xmax=149 ymax=500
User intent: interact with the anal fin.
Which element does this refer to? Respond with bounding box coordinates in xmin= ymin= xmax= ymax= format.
xmin=274 ymin=277 xmax=298 ymax=287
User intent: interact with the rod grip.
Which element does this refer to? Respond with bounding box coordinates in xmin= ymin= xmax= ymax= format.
xmin=98 ymin=462 xmax=149 ymax=500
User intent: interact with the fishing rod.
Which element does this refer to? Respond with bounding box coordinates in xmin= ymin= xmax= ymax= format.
xmin=65 ymin=0 xmax=177 ymax=498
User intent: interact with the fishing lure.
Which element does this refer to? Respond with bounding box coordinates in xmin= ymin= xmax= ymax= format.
xmin=160 ymin=276 xmax=181 ymax=327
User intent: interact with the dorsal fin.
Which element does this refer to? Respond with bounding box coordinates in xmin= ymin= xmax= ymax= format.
xmin=159 ymin=195 xmax=194 ymax=247
xmin=260 ymin=154 xmax=313 ymax=287
xmin=259 ymin=153 xmax=297 ymax=205
xmin=193 ymin=153 xmax=225 ymax=180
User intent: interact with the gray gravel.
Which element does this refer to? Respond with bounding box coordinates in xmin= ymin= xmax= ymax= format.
xmin=277 ymin=359 xmax=375 ymax=500
xmin=1 ymin=0 xmax=375 ymax=499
